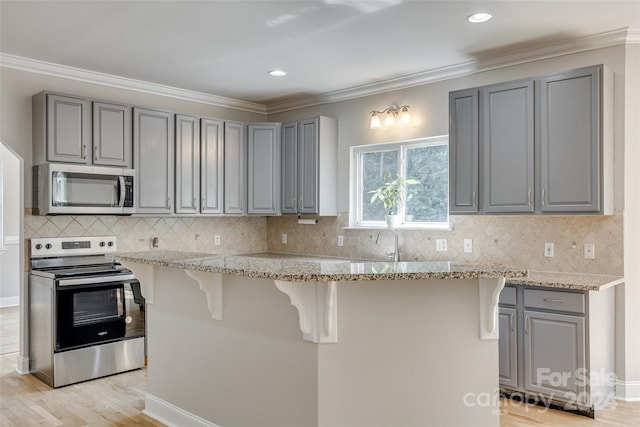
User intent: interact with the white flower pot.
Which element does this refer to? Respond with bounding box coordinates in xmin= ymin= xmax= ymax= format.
xmin=385 ymin=214 xmax=401 ymax=228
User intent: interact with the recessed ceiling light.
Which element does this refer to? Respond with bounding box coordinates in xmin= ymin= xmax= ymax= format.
xmin=268 ymin=70 xmax=287 ymax=77
xmin=468 ymin=12 xmax=492 ymax=23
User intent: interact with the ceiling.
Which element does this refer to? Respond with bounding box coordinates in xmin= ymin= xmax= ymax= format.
xmin=1 ymin=1 xmax=639 ymax=107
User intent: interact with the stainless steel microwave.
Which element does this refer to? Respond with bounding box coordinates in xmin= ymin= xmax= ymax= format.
xmin=33 ymin=163 xmax=134 ymax=215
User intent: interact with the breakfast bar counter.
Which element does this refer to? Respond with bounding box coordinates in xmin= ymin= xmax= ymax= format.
xmin=117 ymin=251 xmax=527 ymax=427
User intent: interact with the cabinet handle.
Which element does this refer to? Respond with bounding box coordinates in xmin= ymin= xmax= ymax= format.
xmin=167 ymin=197 xmax=171 ymax=210
xmin=543 ymin=298 xmax=563 ymax=303
xmin=510 ymin=313 xmax=515 ymax=332
xmin=528 ymin=188 xmax=533 ymax=206
xmin=299 ymin=198 xmax=302 ymax=210
xmin=541 ymin=189 xmax=546 ymax=207
xmin=202 ymin=197 xmax=205 ymax=207
xmin=193 ymin=198 xmax=197 ymax=208
xmin=472 ymin=190 xmax=477 ymax=208
xmin=82 ymin=144 xmax=87 ymax=159
xmin=525 ymin=316 xmax=530 ymax=334
xmin=94 ymin=145 xmax=98 ymax=161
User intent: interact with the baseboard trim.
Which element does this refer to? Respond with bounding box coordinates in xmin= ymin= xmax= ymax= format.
xmin=15 ymin=355 xmax=30 ymax=375
xmin=0 ymin=297 xmax=19 ymax=307
xmin=615 ymin=380 xmax=640 ymax=401
xmin=144 ymin=393 xmax=220 ymax=427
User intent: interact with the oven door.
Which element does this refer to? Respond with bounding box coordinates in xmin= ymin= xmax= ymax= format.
xmin=55 ymin=281 xmax=127 ymax=351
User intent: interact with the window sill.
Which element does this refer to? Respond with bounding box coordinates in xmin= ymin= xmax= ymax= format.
xmin=343 ymin=223 xmax=453 ymax=231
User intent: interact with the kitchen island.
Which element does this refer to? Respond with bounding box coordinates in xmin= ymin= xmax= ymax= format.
xmin=116 ymin=251 xmax=527 ymax=427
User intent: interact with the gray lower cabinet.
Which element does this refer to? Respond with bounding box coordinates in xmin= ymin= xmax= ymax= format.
xmin=33 ymin=92 xmax=91 ymax=165
xmin=92 ymin=101 xmax=132 ymax=168
xmin=449 ymin=89 xmax=479 ymax=213
xmin=223 ymin=121 xmax=245 ymax=215
xmin=280 ymin=116 xmax=337 ymax=216
xmin=247 ymin=123 xmax=281 ymax=215
xmin=539 ymin=66 xmax=605 ymax=212
xmin=498 ymin=307 xmax=518 ymax=388
xmin=499 ymin=284 xmax=616 ymax=412
xmin=175 ymin=114 xmax=200 ymax=214
xmin=134 ymin=108 xmax=175 ymax=214
xmin=523 ymin=310 xmax=586 ymax=403
xmin=482 ymin=80 xmax=534 ymax=213
xmin=200 ymin=118 xmax=224 ymax=214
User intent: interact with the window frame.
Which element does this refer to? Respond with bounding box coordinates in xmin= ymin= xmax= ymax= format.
xmin=349 ymin=135 xmax=450 ymax=230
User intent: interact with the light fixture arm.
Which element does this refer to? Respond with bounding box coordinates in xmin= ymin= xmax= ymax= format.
xmin=369 ymin=104 xmax=410 ymax=116
xmin=369 ymin=104 xmax=411 ymax=129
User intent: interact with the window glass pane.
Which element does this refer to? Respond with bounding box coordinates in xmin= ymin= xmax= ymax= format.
xmin=361 ymin=150 xmax=398 ymax=221
xmin=405 ymin=144 xmax=449 ymax=223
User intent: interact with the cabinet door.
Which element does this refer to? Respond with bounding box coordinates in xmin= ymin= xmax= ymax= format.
xmin=175 ymin=114 xmax=200 ymax=214
xmin=498 ymin=307 xmax=518 ymax=388
xmin=449 ymin=89 xmax=479 ymax=213
xmin=524 ymin=310 xmax=586 ymax=403
xmin=247 ymin=123 xmax=280 ymax=215
xmin=281 ymin=121 xmax=298 ymax=214
xmin=223 ymin=121 xmax=245 ymax=215
xmin=539 ymin=66 xmax=601 ymax=212
xmin=93 ymin=102 xmax=132 ymax=167
xmin=134 ymin=108 xmax=174 ymax=214
xmin=47 ymin=94 xmax=91 ymax=164
xmin=298 ymin=118 xmax=319 ymax=214
xmin=482 ymin=80 xmax=535 ymax=213
xmin=201 ymin=118 xmax=224 ymax=214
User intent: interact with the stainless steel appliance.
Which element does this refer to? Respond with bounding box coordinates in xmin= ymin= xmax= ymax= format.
xmin=33 ymin=163 xmax=134 ymax=215
xmin=29 ymin=236 xmax=145 ymax=388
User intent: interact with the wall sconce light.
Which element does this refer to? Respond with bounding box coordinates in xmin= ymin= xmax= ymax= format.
xmin=370 ymin=104 xmax=410 ymax=129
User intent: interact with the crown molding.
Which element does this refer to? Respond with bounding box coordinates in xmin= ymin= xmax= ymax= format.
xmin=266 ymin=27 xmax=633 ymax=114
xmin=0 ymin=53 xmax=267 ymax=115
xmin=1 ymin=27 xmax=635 ymax=116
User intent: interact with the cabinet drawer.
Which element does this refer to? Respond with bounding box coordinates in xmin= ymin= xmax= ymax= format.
xmin=523 ymin=289 xmax=585 ymax=314
xmin=499 ymin=286 xmax=517 ymax=305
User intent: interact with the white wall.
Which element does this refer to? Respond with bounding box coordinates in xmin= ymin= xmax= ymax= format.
xmin=0 ymin=142 xmax=21 ymax=307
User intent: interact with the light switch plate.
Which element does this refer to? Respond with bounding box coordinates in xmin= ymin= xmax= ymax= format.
xmin=281 ymin=233 xmax=288 ymax=244
xmin=544 ymin=242 xmax=554 ymax=257
xmin=337 ymin=235 xmax=344 ymax=247
xmin=584 ymin=243 xmax=595 ymax=259
xmin=214 ymin=235 xmax=221 ymax=246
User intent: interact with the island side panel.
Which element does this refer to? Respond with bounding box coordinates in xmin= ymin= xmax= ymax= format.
xmin=318 ymin=278 xmax=500 ymax=427
xmin=145 ymin=267 xmax=319 ymax=427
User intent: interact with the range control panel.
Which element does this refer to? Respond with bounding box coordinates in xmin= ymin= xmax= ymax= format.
xmin=30 ymin=236 xmax=117 ymax=258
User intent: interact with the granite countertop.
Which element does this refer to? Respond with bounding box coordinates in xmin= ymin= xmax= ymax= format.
xmin=114 ymin=251 xmax=527 ymax=282
xmin=506 ymin=270 xmax=624 ymax=291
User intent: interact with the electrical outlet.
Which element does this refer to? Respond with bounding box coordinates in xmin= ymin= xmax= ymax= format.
xmin=214 ymin=235 xmax=221 ymax=246
xmin=584 ymin=243 xmax=595 ymax=259
xmin=151 ymin=237 xmax=159 ymax=248
xmin=464 ymin=239 xmax=473 ymax=253
xmin=436 ymin=239 xmax=448 ymax=252
xmin=544 ymin=242 xmax=554 ymax=257
xmin=337 ymin=235 xmax=344 ymax=247
xmin=281 ymin=233 xmax=288 ymax=244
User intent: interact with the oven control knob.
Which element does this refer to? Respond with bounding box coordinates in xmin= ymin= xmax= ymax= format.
xmin=45 ymin=243 xmax=52 ymax=250
xmin=35 ymin=243 xmax=43 ymax=250
xmin=107 ymin=241 xmax=114 ymax=247
xmin=99 ymin=241 xmax=106 ymax=247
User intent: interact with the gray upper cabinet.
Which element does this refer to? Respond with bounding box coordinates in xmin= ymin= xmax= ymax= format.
xmin=200 ymin=118 xmax=224 ymax=214
xmin=247 ymin=123 xmax=281 ymax=215
xmin=175 ymin=114 xmax=200 ymax=214
xmin=539 ymin=65 xmax=605 ymax=213
xmin=449 ymin=64 xmax=611 ymax=215
xmin=93 ymin=101 xmax=132 ymax=168
xmin=281 ymin=116 xmax=337 ymax=216
xmin=224 ymin=121 xmax=245 ymax=215
xmin=134 ymin=108 xmax=175 ymax=214
xmin=482 ymin=80 xmax=535 ymax=213
xmin=449 ymin=89 xmax=479 ymax=213
xmin=281 ymin=121 xmax=298 ymax=214
xmin=33 ymin=92 xmax=92 ymax=165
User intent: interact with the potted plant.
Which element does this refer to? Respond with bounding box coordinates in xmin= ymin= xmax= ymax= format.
xmin=368 ymin=172 xmax=418 ymax=228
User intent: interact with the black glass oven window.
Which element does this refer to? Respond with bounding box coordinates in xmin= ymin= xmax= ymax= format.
xmin=73 ymin=288 xmax=123 ymax=326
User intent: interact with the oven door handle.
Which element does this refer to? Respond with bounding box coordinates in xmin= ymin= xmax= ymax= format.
xmin=57 ymin=274 xmax=136 ymax=287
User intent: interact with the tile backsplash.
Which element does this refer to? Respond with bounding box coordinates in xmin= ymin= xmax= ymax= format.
xmin=24 ymin=211 xmax=623 ymax=276
xmin=24 ymin=211 xmax=267 ymax=263
xmin=266 ymin=213 xmax=624 ymax=276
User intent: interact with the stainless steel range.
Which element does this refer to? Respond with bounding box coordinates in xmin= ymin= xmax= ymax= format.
xmin=29 ymin=236 xmax=145 ymax=388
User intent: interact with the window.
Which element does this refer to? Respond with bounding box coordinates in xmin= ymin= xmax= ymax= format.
xmin=350 ymin=136 xmax=449 ymax=228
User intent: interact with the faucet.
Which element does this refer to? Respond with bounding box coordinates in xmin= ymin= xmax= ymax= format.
xmin=375 ymin=229 xmax=399 ymax=262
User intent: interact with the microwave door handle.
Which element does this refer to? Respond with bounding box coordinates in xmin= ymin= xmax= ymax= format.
xmin=118 ymin=176 xmax=126 ymax=207
xmin=53 ymin=172 xmax=65 ymax=206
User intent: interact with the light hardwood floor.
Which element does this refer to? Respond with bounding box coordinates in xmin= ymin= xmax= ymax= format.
xmin=1 ymin=307 xmax=638 ymax=426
